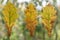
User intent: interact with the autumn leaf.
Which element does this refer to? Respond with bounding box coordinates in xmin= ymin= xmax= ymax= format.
xmin=41 ymin=4 xmax=57 ymax=37
xmin=2 ymin=2 xmax=18 ymax=37
xmin=25 ymin=3 xmax=38 ymax=36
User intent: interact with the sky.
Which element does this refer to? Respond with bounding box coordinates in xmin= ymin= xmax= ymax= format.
xmin=17 ymin=0 xmax=60 ymax=6
xmin=17 ymin=0 xmax=31 ymax=3
xmin=56 ymin=0 xmax=60 ymax=6
xmin=1 ymin=0 xmax=60 ymax=10
xmin=2 ymin=0 xmax=60 ymax=5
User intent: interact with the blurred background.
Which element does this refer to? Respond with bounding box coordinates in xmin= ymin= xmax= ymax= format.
xmin=0 ymin=0 xmax=60 ymax=40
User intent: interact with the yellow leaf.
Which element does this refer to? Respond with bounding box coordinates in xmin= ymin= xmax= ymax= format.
xmin=41 ymin=4 xmax=57 ymax=37
xmin=2 ymin=2 xmax=18 ymax=28
xmin=24 ymin=3 xmax=38 ymax=36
